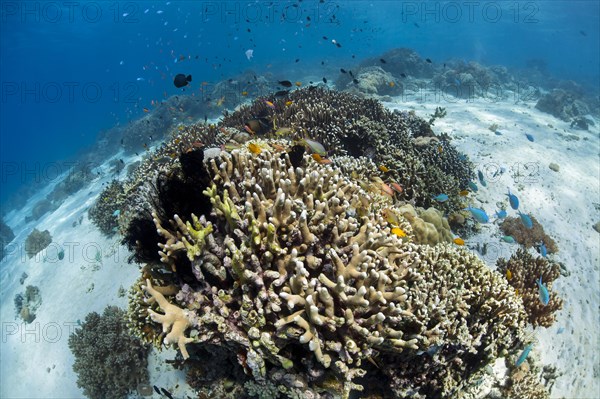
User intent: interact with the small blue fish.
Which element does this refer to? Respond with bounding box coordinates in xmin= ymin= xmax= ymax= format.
xmin=506 ymin=188 xmax=519 ymax=210
xmin=501 ymin=235 xmax=515 ymax=243
xmin=556 ymin=327 xmax=565 ymax=334
xmin=468 ymin=181 xmax=478 ymax=192
xmin=518 ymin=210 xmax=533 ymax=229
xmin=537 ymin=275 xmax=549 ymax=305
xmin=458 ymin=153 xmax=467 ymax=161
xmin=464 ymin=207 xmax=489 ymax=223
xmin=477 ymin=170 xmax=487 ymax=187
xmin=112 ymin=209 xmax=121 ymax=217
xmin=495 ymin=130 xmax=502 ymax=136
xmin=516 ymin=343 xmax=533 ymax=367
xmin=538 ymin=241 xmax=547 ymax=257
xmin=525 ymin=133 xmax=534 ymax=142
xmin=495 ymin=210 xmax=507 ymax=219
xmin=433 ymin=194 xmax=449 ymax=202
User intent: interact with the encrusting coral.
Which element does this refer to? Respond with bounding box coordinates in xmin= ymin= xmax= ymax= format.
xmin=124 ymin=142 xmax=526 ymax=398
xmin=496 ymin=248 xmax=563 ymax=328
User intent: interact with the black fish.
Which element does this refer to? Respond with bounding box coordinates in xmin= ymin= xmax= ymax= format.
xmin=306 ymin=16 xmax=311 ymax=21
xmin=335 ymin=42 xmax=342 ymax=48
xmin=153 ymin=385 xmax=161 ymax=395
xmin=414 ymin=22 xmax=420 ymax=28
xmin=380 ymin=58 xmax=386 ymax=63
xmin=204 ymin=115 xmax=208 ymax=123
xmin=340 ymin=68 xmax=347 ymax=74
xmin=274 ymin=90 xmax=289 ymax=97
xmin=580 ymin=30 xmax=587 ymax=36
xmin=278 ymin=80 xmax=292 ymax=87
xmin=425 ymin=58 xmax=432 ymax=63
xmin=161 ymin=388 xmax=174 ymax=399
xmin=322 ymin=36 xmax=328 ymax=40
xmin=400 ymin=73 xmax=406 ymax=78
xmin=295 ymin=59 xmax=300 ymax=63
xmin=322 ymin=77 xmax=327 ymax=83
xmin=321 ymin=61 xmax=325 ymax=65
xmin=173 ymin=73 xmax=192 ymax=88
xmin=353 ymin=78 xmax=359 ymax=84
xmin=286 ymin=145 xmax=305 ymax=168
xmin=349 ymin=70 xmax=354 ymax=77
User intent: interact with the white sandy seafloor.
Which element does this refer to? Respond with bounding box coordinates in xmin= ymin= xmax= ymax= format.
xmin=1 ymin=92 xmax=599 ymax=399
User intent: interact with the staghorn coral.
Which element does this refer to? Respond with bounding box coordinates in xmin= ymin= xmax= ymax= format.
xmin=500 ymin=216 xmax=558 ymax=254
xmin=68 ymin=306 xmax=150 ymax=399
xmin=496 ymin=248 xmax=563 ymax=327
xmin=125 ymin=144 xmax=525 ymax=398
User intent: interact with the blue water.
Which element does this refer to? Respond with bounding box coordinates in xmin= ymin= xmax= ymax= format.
xmin=1 ymin=0 xmax=598 ymax=209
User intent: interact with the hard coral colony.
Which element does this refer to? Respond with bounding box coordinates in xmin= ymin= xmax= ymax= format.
xmin=117 ymin=89 xmax=555 ymax=398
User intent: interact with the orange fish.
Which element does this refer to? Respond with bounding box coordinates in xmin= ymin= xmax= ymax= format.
xmin=248 ymin=143 xmax=262 ymax=154
xmin=143 ymin=108 xmax=149 ymax=113
xmin=192 ymin=141 xmax=204 ymax=148
xmin=380 ymin=182 xmax=394 ymax=197
xmin=244 ymin=124 xmax=255 ymax=135
xmin=390 ymin=182 xmax=403 ymax=193
xmin=271 ymin=143 xmax=286 ymax=152
xmin=312 ymin=153 xmax=332 ymax=164
xmin=453 ymin=237 xmax=465 ymax=246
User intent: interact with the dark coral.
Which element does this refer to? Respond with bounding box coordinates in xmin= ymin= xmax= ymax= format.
xmin=500 ymin=216 xmax=558 ymax=254
xmin=68 ymin=306 xmax=150 ymax=399
xmin=496 ymin=248 xmax=563 ymax=327
xmin=535 ymin=89 xmax=590 ymax=122
xmin=0 ymin=218 xmax=15 ymax=260
xmin=24 ymin=228 xmax=52 ymax=259
xmin=88 ymin=180 xmax=125 ymax=237
xmin=14 ymin=285 xmax=42 ymax=323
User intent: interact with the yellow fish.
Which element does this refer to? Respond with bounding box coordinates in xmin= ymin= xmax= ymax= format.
xmin=216 ymin=96 xmax=225 ymax=106
xmin=382 ymin=208 xmax=400 ymax=226
xmin=379 ymin=165 xmax=389 ymax=173
xmin=247 ymin=143 xmax=262 ymax=154
xmin=241 ymin=91 xmax=248 ymax=96
xmin=295 ymin=81 xmax=302 ymax=87
xmin=453 ymin=237 xmax=465 ymax=245
xmin=391 ymin=227 xmax=406 ymax=238
xmin=506 ymin=269 xmax=512 ymax=280
xmin=459 ymin=190 xmax=469 ymax=196
xmin=285 ymin=100 xmax=293 ymax=106
xmin=389 ymin=81 xmax=395 ymax=87
xmin=312 ymin=153 xmax=332 ymax=164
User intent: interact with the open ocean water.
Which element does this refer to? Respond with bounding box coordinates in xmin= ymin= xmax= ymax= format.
xmin=1 ymin=1 xmax=599 ymax=398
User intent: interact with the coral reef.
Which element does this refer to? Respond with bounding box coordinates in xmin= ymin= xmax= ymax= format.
xmin=14 ymin=285 xmax=42 ymax=323
xmin=89 ymin=180 xmax=125 ymax=237
xmin=535 ymin=89 xmax=590 ymax=122
xmin=359 ymin=48 xmax=435 ymax=79
xmin=337 ymin=66 xmax=403 ymax=97
xmin=496 ymin=249 xmax=563 ymax=327
xmin=0 ymin=217 xmax=15 ymax=260
xmin=124 ymin=145 xmax=525 ymax=398
xmin=219 ymin=87 xmax=473 ymax=214
xmin=396 ymin=204 xmax=453 ymax=246
xmin=68 ymin=306 xmax=150 ymax=399
xmin=499 ymin=216 xmax=558 ymax=254
xmin=24 ymin=228 xmax=52 ymax=258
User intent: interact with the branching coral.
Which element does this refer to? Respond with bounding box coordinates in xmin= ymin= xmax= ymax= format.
xmin=125 ymin=144 xmax=525 ymax=398
xmin=68 ymin=306 xmax=150 ymax=399
xmin=496 ymin=248 xmax=563 ymax=327
xmin=89 ymin=180 xmax=125 ymax=237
